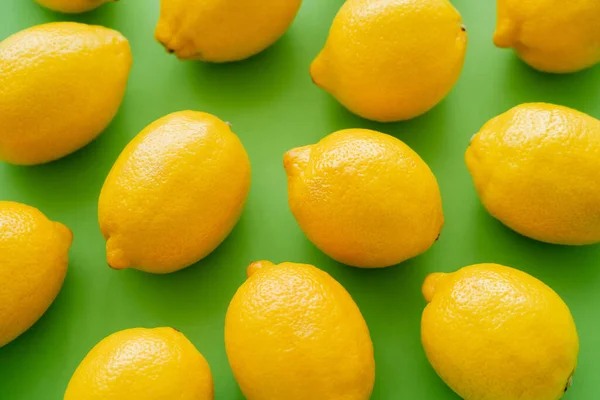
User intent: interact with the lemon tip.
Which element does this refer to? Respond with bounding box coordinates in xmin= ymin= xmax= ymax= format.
xmin=246 ymin=260 xmax=276 ymax=278
xmin=422 ymin=272 xmax=446 ymax=303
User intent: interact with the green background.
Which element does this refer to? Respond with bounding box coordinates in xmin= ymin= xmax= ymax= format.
xmin=1 ymin=0 xmax=599 ymax=398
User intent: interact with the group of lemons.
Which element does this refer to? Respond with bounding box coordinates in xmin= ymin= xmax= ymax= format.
xmin=0 ymin=0 xmax=599 ymax=399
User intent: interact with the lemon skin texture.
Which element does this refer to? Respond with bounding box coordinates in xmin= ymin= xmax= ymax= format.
xmin=494 ymin=0 xmax=600 ymax=73
xmin=64 ymin=327 xmax=214 ymax=400
xmin=34 ymin=0 xmax=114 ymax=13
xmin=0 ymin=201 xmax=72 ymax=347
xmin=155 ymin=0 xmax=303 ymax=62
xmin=466 ymin=103 xmax=600 ymax=245
xmin=285 ymin=129 xmax=444 ymax=268
xmin=225 ymin=260 xmax=375 ymax=400
xmin=98 ymin=111 xmax=251 ymax=274
xmin=422 ymin=263 xmax=579 ymax=400
xmin=311 ymin=0 xmax=467 ymax=122
xmin=0 ymin=22 xmax=132 ymax=165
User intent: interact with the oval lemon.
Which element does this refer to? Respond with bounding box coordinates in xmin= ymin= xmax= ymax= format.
xmin=422 ymin=263 xmax=579 ymax=400
xmin=0 ymin=201 xmax=72 ymax=347
xmin=0 ymin=22 xmax=131 ymax=165
xmin=225 ymin=260 xmax=375 ymax=400
xmin=99 ymin=111 xmax=251 ymax=273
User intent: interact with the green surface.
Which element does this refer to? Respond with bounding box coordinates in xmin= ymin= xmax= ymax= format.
xmin=0 ymin=0 xmax=599 ymax=398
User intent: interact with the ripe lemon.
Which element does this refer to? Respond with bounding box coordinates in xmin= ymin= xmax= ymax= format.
xmin=34 ymin=0 xmax=113 ymax=13
xmin=422 ymin=263 xmax=579 ymax=400
xmin=494 ymin=0 xmax=600 ymax=73
xmin=0 ymin=201 xmax=72 ymax=347
xmin=285 ymin=129 xmax=443 ymax=268
xmin=466 ymin=103 xmax=600 ymax=245
xmin=99 ymin=111 xmax=251 ymax=274
xmin=64 ymin=327 xmax=214 ymax=400
xmin=0 ymin=22 xmax=131 ymax=165
xmin=225 ymin=260 xmax=375 ymax=400
xmin=311 ymin=0 xmax=467 ymax=122
xmin=155 ymin=0 xmax=302 ymax=62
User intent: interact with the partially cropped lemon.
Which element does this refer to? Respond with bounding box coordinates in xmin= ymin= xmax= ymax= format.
xmin=422 ymin=264 xmax=579 ymax=400
xmin=285 ymin=129 xmax=443 ymax=268
xmin=155 ymin=0 xmax=302 ymax=62
xmin=466 ymin=103 xmax=600 ymax=245
xmin=494 ymin=0 xmax=600 ymax=73
xmin=99 ymin=111 xmax=251 ymax=274
xmin=34 ymin=0 xmax=113 ymax=13
xmin=0 ymin=201 xmax=72 ymax=347
xmin=64 ymin=328 xmax=214 ymax=400
xmin=225 ymin=260 xmax=375 ymax=400
xmin=311 ymin=0 xmax=467 ymax=122
xmin=0 ymin=22 xmax=131 ymax=165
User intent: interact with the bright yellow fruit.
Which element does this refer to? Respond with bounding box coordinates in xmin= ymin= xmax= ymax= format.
xmin=0 ymin=201 xmax=72 ymax=347
xmin=311 ymin=0 xmax=467 ymax=122
xmin=285 ymin=129 xmax=444 ymax=268
xmin=64 ymin=328 xmax=214 ymax=400
xmin=466 ymin=103 xmax=600 ymax=245
xmin=422 ymin=264 xmax=579 ymax=400
xmin=99 ymin=111 xmax=251 ymax=274
xmin=225 ymin=260 xmax=375 ymax=400
xmin=34 ymin=0 xmax=113 ymax=13
xmin=0 ymin=22 xmax=132 ymax=165
xmin=155 ymin=0 xmax=303 ymax=62
xmin=494 ymin=0 xmax=600 ymax=73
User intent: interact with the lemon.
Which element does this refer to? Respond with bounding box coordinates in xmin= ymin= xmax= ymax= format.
xmin=64 ymin=327 xmax=214 ymax=400
xmin=225 ymin=260 xmax=375 ymax=400
xmin=466 ymin=103 xmax=600 ymax=245
xmin=34 ymin=0 xmax=113 ymax=13
xmin=311 ymin=0 xmax=467 ymax=122
xmin=285 ymin=129 xmax=443 ymax=268
xmin=99 ymin=111 xmax=251 ymax=274
xmin=0 ymin=22 xmax=131 ymax=165
xmin=0 ymin=201 xmax=72 ymax=347
xmin=422 ymin=263 xmax=579 ymax=400
xmin=155 ymin=0 xmax=302 ymax=62
xmin=494 ymin=0 xmax=600 ymax=73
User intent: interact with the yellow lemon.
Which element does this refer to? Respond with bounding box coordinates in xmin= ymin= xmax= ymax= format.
xmin=64 ymin=327 xmax=214 ymax=400
xmin=285 ymin=129 xmax=443 ymax=268
xmin=0 ymin=201 xmax=72 ymax=347
xmin=0 ymin=22 xmax=131 ymax=165
xmin=466 ymin=103 xmax=600 ymax=245
xmin=225 ymin=260 xmax=375 ymax=400
xmin=422 ymin=263 xmax=579 ymax=400
xmin=155 ymin=0 xmax=302 ymax=62
xmin=311 ymin=0 xmax=467 ymax=122
xmin=494 ymin=0 xmax=600 ymax=73
xmin=99 ymin=111 xmax=251 ymax=274
xmin=34 ymin=0 xmax=113 ymax=13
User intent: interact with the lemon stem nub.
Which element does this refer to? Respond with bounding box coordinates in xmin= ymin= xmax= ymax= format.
xmin=247 ymin=260 xmax=276 ymax=278
xmin=422 ymin=272 xmax=446 ymax=303
xmin=283 ymin=146 xmax=312 ymax=177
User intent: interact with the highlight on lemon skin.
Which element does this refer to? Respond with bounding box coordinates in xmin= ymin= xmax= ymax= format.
xmin=225 ymin=260 xmax=375 ymax=400
xmin=284 ymin=128 xmax=444 ymax=268
xmin=421 ymin=264 xmax=579 ymax=400
xmin=494 ymin=0 xmax=600 ymax=73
